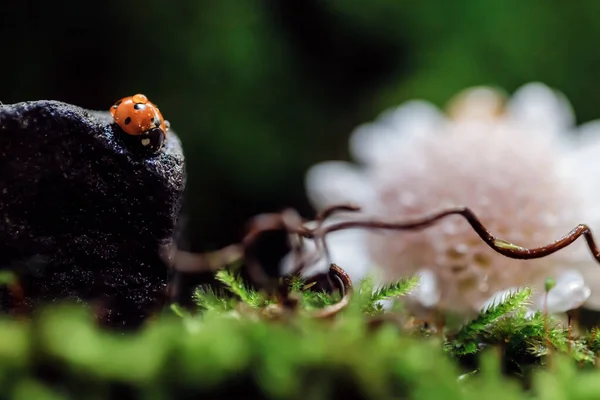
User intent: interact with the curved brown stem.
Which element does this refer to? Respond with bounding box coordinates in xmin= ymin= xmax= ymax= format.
xmin=320 ymin=206 xmax=600 ymax=263
xmin=309 ymin=264 xmax=353 ymax=319
xmin=313 ymin=204 xmax=362 ymax=280
xmin=233 ymin=264 xmax=353 ymax=321
xmin=281 ymin=208 xmax=306 ymax=273
xmin=166 ymin=244 xmax=243 ymax=273
xmin=315 ymin=203 xmax=362 ymax=225
xmin=167 ymin=203 xmax=600 ymax=318
xmin=329 ymin=264 xmax=353 ymax=296
xmin=169 ymin=205 xmax=600 ymax=277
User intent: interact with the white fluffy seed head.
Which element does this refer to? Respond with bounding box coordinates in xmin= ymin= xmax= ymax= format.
xmin=306 ymin=83 xmax=593 ymax=315
xmin=364 ymin=88 xmax=586 ymax=313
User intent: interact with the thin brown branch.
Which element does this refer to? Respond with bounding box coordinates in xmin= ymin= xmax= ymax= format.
xmin=308 ymin=263 xmax=353 ymax=319
xmin=241 ymin=210 xmax=300 ymax=290
xmin=167 ymin=244 xmax=243 ymax=273
xmin=319 ymin=206 xmax=600 ymax=262
xmin=168 ymin=204 xmax=600 ymax=280
xmin=167 ymin=203 xmax=600 ymax=319
xmin=315 ymin=203 xmax=362 ymax=225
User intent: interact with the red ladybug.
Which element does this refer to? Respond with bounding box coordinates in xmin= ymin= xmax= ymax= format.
xmin=110 ymin=94 xmax=170 ymax=152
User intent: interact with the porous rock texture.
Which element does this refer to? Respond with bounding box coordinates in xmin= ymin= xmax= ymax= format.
xmin=0 ymin=100 xmax=185 ymax=328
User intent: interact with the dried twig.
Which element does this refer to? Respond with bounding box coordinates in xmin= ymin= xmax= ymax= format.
xmin=167 ymin=203 xmax=600 ymax=319
xmin=309 ymin=264 xmax=353 ymax=319
xmin=318 ymin=206 xmax=600 ymax=262
xmin=164 ymin=244 xmax=243 ymax=273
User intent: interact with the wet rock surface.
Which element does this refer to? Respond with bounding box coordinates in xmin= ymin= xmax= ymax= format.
xmin=0 ymin=100 xmax=185 ymax=328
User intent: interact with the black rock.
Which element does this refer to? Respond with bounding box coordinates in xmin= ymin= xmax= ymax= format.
xmin=0 ymin=100 xmax=185 ymax=328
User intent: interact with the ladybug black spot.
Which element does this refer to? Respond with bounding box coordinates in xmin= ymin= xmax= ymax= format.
xmin=134 ymin=103 xmax=146 ymax=111
xmin=124 ymin=117 xmax=131 ymax=125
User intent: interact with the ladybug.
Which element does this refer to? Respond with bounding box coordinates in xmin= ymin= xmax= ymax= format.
xmin=110 ymin=94 xmax=170 ymax=152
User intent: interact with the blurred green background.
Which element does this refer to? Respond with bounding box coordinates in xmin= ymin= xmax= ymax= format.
xmin=3 ymin=0 xmax=600 ymax=251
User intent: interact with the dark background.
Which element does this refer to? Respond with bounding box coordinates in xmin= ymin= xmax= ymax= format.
xmin=3 ymin=0 xmax=600 ymax=253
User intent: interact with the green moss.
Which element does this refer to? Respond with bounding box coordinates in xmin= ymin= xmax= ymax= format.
xmin=1 ymin=273 xmax=600 ymax=399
